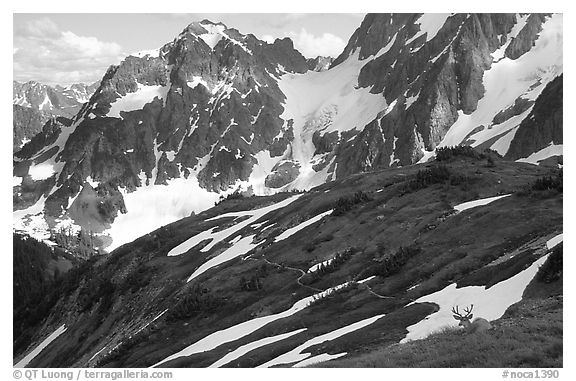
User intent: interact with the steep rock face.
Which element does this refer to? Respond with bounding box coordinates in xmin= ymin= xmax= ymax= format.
xmin=333 ymin=14 xmax=515 ymax=171
xmin=505 ymin=14 xmax=549 ymax=60
xmin=13 ymin=20 xmax=309 ymax=249
xmin=505 ymin=75 xmax=562 ymax=160
xmin=328 ymin=13 xmax=561 ymax=178
xmin=13 ymin=105 xmax=50 ymax=152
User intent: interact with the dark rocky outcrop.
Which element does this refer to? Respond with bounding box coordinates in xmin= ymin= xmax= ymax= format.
xmin=264 ymin=161 xmax=300 ymax=188
xmin=505 ymin=75 xmax=562 ymax=160
xmin=492 ymin=98 xmax=534 ymax=125
xmin=13 ymin=105 xmax=50 ymax=152
xmin=505 ymin=14 xmax=550 ymax=60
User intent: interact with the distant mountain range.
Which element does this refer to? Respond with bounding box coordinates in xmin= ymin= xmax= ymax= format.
xmin=306 ymin=56 xmax=334 ymax=72
xmin=13 ymin=80 xmax=99 ymax=151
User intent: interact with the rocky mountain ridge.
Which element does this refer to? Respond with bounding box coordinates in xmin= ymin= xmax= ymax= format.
xmin=13 ymin=80 xmax=99 ymax=112
xmin=13 ymin=81 xmax=99 ymax=151
xmin=13 ymin=14 xmax=563 ymax=252
xmin=306 ymin=56 xmax=334 ymax=72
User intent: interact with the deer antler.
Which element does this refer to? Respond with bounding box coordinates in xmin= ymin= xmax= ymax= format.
xmin=463 ymin=304 xmax=474 ymax=317
xmin=452 ymin=306 xmax=464 ymax=319
xmin=452 ymin=305 xmax=474 ymax=320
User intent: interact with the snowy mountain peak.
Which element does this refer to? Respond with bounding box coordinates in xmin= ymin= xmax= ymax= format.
xmin=13 ymin=13 xmax=562 ymax=252
xmin=179 ymin=20 xmax=243 ymax=50
xmin=199 ymin=19 xmax=227 ymax=28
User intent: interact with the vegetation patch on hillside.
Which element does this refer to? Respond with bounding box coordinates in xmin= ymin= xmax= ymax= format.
xmin=332 ymin=191 xmax=372 ymax=216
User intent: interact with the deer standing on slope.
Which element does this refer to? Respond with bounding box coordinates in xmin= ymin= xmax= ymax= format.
xmin=452 ymin=304 xmax=492 ymax=333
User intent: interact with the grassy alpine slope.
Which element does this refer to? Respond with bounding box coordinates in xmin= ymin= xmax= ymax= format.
xmin=14 ymin=148 xmax=562 ymax=368
xmin=315 ymin=248 xmax=563 ymax=368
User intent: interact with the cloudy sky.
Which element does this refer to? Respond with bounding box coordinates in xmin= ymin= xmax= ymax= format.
xmin=13 ymin=13 xmax=363 ymax=86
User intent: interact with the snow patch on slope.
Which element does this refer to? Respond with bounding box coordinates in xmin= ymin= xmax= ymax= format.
xmin=28 ymin=163 xmax=55 ymax=180
xmin=15 ymin=324 xmax=67 ymax=368
xmin=275 ymin=209 xmax=333 ymax=242
xmin=293 ymin=352 xmax=347 ymax=368
xmin=153 ymin=281 xmax=351 ymax=367
xmin=401 ymin=254 xmax=549 ymax=343
xmin=209 ymin=328 xmax=307 ymax=368
xmin=187 ymin=234 xmax=257 ymax=282
xmin=407 ymin=14 xmax=452 ymax=44
xmin=546 ymin=233 xmax=563 ymax=250
xmin=259 ymin=314 xmax=385 ymax=368
xmin=168 ymin=195 xmax=301 ymax=257
xmin=489 ymin=125 xmax=521 ymax=155
xmin=187 ymin=76 xmax=210 ymax=91
xmin=453 ymin=194 xmax=511 ymax=213
xmin=517 ymin=143 xmax=563 ymax=165
xmin=108 ymin=84 xmax=169 ymax=119
xmin=13 ymin=196 xmax=52 ymax=243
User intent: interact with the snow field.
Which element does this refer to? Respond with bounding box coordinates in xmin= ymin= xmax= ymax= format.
xmin=104 ymin=176 xmax=223 ymax=252
xmin=273 ymin=51 xmax=387 ymax=190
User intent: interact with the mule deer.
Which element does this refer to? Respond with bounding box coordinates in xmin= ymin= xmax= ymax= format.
xmin=452 ymin=304 xmax=492 ymax=333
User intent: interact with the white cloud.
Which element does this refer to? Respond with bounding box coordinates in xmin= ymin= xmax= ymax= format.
xmin=14 ymin=17 xmax=124 ymax=85
xmin=287 ymin=28 xmax=346 ymax=58
xmin=15 ymin=17 xmax=60 ymax=38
